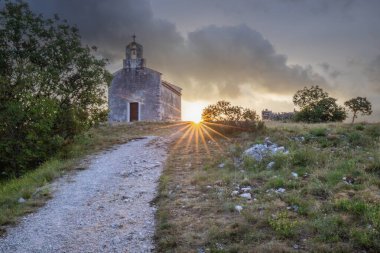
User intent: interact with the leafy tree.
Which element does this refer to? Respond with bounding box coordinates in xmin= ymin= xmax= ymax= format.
xmin=0 ymin=1 xmax=111 ymax=177
xmin=293 ymin=85 xmax=329 ymax=108
xmin=293 ymin=86 xmax=347 ymax=123
xmin=201 ymin=101 xmax=263 ymax=132
xmin=344 ymin=97 xmax=372 ymax=123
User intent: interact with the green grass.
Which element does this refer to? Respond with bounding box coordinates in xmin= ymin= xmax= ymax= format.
xmin=0 ymin=158 xmax=73 ymax=228
xmin=155 ymin=122 xmax=380 ymax=252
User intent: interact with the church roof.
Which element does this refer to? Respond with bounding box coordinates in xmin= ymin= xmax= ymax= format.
xmin=162 ymin=80 xmax=182 ymax=96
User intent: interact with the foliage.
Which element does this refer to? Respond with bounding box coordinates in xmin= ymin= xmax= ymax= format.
xmin=268 ymin=211 xmax=298 ymax=238
xmin=201 ymin=100 xmax=263 ymax=132
xmin=0 ymin=1 xmax=112 ymax=178
xmin=293 ymin=86 xmax=347 ymax=123
xmin=344 ymin=97 xmax=372 ymax=123
xmin=293 ymin=85 xmax=329 ymax=108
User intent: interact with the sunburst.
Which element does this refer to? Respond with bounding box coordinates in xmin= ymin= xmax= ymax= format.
xmin=158 ymin=121 xmax=241 ymax=162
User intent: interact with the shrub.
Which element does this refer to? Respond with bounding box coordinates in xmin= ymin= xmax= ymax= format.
xmin=309 ymin=127 xmax=327 ymax=137
xmin=201 ymin=101 xmax=265 ymax=134
xmin=293 ymin=86 xmax=347 ymax=123
xmin=291 ymin=148 xmax=316 ymax=167
xmin=365 ymin=125 xmax=380 ymax=139
xmin=268 ymin=211 xmax=298 ymax=238
xmin=347 ymin=131 xmax=372 ymax=147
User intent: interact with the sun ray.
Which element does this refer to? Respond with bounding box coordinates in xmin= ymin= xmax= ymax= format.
xmin=198 ymin=125 xmax=210 ymax=155
xmin=203 ymin=121 xmax=248 ymax=131
xmin=168 ymin=124 xmax=192 ymax=141
xmin=171 ymin=123 xmax=193 ymax=150
xmin=158 ymin=121 xmax=189 ymax=129
xmin=185 ymin=124 xmax=196 ymax=149
xmin=199 ymin=124 xmax=224 ymax=152
xmin=195 ymin=124 xmax=200 ymax=153
xmin=201 ymin=123 xmax=231 ymax=140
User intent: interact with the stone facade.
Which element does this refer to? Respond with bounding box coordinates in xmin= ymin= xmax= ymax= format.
xmin=261 ymin=109 xmax=295 ymax=121
xmin=108 ymin=36 xmax=181 ymax=122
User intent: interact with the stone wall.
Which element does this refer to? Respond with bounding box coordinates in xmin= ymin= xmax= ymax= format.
xmin=262 ymin=109 xmax=295 ymax=121
xmin=160 ymin=84 xmax=181 ymax=121
xmin=108 ymin=68 xmax=162 ymax=122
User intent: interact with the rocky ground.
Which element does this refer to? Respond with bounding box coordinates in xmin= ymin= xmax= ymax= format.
xmin=0 ymin=136 xmax=169 ymax=253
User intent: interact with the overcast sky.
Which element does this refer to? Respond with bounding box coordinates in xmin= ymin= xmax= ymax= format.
xmin=25 ymin=0 xmax=380 ymax=121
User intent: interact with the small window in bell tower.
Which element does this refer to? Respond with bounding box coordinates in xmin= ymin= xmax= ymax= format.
xmin=131 ymin=49 xmax=137 ymax=59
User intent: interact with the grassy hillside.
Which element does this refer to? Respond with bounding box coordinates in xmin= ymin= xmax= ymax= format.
xmin=155 ymin=122 xmax=380 ymax=252
xmin=1 ymin=121 xmax=379 ymax=251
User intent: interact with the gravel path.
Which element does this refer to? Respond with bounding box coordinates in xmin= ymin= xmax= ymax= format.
xmin=0 ymin=136 xmax=169 ymax=253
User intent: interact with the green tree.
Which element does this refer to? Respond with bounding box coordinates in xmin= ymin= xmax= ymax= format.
xmin=0 ymin=1 xmax=112 ymax=177
xmin=201 ymin=101 xmax=262 ymax=132
xmin=293 ymin=86 xmax=347 ymax=123
xmin=293 ymin=85 xmax=329 ymax=108
xmin=344 ymin=97 xmax=372 ymax=123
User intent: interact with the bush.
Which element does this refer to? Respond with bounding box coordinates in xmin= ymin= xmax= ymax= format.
xmin=268 ymin=211 xmax=298 ymax=238
xmin=201 ymin=100 xmax=264 ymax=134
xmin=309 ymin=127 xmax=327 ymax=137
xmin=0 ymin=96 xmax=63 ymax=177
xmin=293 ymin=86 xmax=347 ymax=123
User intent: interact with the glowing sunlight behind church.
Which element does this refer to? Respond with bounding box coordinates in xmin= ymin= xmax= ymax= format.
xmin=182 ymin=101 xmax=208 ymax=123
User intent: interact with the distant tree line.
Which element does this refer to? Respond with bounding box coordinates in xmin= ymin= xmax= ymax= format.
xmin=0 ymin=1 xmax=111 ymax=178
xmin=293 ymin=86 xmax=372 ymax=123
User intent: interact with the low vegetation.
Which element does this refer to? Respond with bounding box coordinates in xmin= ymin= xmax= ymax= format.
xmin=156 ymin=121 xmax=380 ymax=252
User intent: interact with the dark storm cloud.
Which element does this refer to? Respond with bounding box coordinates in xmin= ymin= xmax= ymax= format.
xmin=27 ymin=0 xmax=184 ymax=62
xmin=319 ymin=63 xmax=341 ymax=79
xmin=24 ymin=0 xmax=327 ymax=100
xmin=181 ymin=25 xmax=326 ymax=99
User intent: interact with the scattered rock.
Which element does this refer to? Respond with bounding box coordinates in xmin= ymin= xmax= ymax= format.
xmin=206 ymin=185 xmax=212 ymax=189
xmin=231 ymin=190 xmax=239 ymax=196
xmin=197 ymin=247 xmax=206 ymax=253
xmin=264 ymin=137 xmax=273 ymax=146
xmin=275 ymin=188 xmax=286 ymax=193
xmin=240 ymin=187 xmax=252 ymax=192
xmin=267 ymin=161 xmax=275 ymax=169
xmin=243 ymin=138 xmax=288 ymax=161
xmin=235 ymin=205 xmax=243 ymax=213
xmin=293 ymin=244 xmax=299 ymax=249
xmin=293 ymin=136 xmax=305 ymax=142
xmin=240 ymin=193 xmax=252 ymax=200
xmin=218 ymin=163 xmax=225 ymax=168
xmin=291 ymin=172 xmax=298 ymax=178
xmin=343 ymin=176 xmax=355 ymax=184
xmin=18 ymin=197 xmax=26 ymax=204
xmin=287 ymin=205 xmax=299 ymax=212
xmin=111 ymin=223 xmax=123 ymax=229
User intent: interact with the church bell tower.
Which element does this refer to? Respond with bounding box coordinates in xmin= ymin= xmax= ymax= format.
xmin=123 ymin=34 xmax=145 ymax=69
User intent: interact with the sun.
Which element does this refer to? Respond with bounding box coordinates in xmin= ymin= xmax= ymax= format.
xmin=182 ymin=101 xmax=208 ymax=123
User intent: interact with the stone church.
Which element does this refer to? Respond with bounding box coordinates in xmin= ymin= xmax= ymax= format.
xmin=108 ymin=36 xmax=182 ymax=122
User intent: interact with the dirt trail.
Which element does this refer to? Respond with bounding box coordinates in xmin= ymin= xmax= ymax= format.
xmin=0 ymin=136 xmax=169 ymax=253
